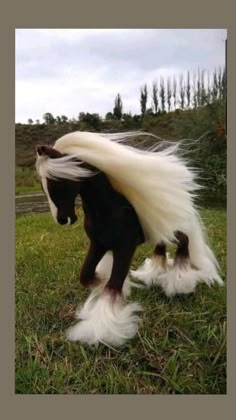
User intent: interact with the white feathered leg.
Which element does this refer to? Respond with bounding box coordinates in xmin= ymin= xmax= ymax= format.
xmin=130 ymin=254 xmax=173 ymax=287
xmin=158 ymin=259 xmax=198 ymax=297
xmin=160 ymin=259 xmax=224 ymax=297
xmin=159 ymin=225 xmax=223 ymax=297
xmin=66 ymin=288 xmax=142 ymax=347
xmin=132 ymin=255 xmax=223 ymax=298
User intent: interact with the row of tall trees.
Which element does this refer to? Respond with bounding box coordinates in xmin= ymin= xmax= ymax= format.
xmin=27 ymin=67 xmax=226 ymax=125
xmin=138 ymin=67 xmax=226 ymax=117
xmin=107 ymin=67 xmax=226 ymax=120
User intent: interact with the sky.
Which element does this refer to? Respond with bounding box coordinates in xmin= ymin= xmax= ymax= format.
xmin=15 ymin=28 xmax=227 ymax=123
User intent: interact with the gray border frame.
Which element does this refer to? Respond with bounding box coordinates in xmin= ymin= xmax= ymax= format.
xmin=1 ymin=0 xmax=234 ymax=418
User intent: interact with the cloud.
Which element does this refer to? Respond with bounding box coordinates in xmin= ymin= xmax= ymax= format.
xmin=15 ymin=28 xmax=227 ymax=122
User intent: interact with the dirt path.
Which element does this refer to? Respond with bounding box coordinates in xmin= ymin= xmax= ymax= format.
xmin=16 ymin=193 xmax=49 ymax=216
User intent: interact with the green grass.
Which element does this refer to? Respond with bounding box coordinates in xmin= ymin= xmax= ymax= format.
xmin=15 ymin=166 xmax=41 ymax=195
xmin=15 ymin=185 xmax=41 ymax=195
xmin=15 ymin=208 xmax=226 ymax=394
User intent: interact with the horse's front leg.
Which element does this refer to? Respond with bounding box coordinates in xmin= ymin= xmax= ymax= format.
xmin=67 ymin=241 xmax=142 ymax=347
xmin=105 ymin=243 xmax=137 ymax=295
xmin=80 ymin=241 xmax=107 ymax=288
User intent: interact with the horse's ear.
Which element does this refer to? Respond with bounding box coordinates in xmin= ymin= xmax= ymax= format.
xmin=36 ymin=145 xmax=62 ymax=159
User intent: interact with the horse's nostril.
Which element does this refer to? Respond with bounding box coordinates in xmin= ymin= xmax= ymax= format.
xmin=57 ymin=217 xmax=68 ymax=225
xmin=71 ymin=215 xmax=78 ymax=224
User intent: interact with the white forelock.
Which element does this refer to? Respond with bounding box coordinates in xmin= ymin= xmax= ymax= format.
xmin=36 ymin=153 xmax=93 ymax=181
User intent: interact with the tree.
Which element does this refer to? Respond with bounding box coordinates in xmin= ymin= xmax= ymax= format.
xmin=146 ymin=108 xmax=154 ymax=116
xmin=122 ymin=112 xmax=133 ymax=122
xmin=173 ymin=76 xmax=177 ymax=110
xmin=152 ymin=81 xmax=158 ymax=113
xmin=197 ymin=68 xmax=201 ymax=107
xmin=167 ymin=77 xmax=172 ymax=112
xmin=186 ymin=71 xmax=191 ymax=108
xmin=133 ymin=114 xmax=142 ymax=123
xmin=200 ymin=70 xmax=207 ymax=106
xmin=56 ymin=116 xmax=61 ymax=124
xmin=222 ymin=66 xmax=227 ymax=102
xmin=113 ymin=93 xmax=123 ymax=120
xmin=61 ymin=115 xmax=68 ymax=123
xmin=218 ymin=67 xmax=222 ymax=100
xmin=160 ymin=78 xmax=165 ymax=112
xmin=43 ymin=112 xmax=55 ymax=125
xmin=140 ymin=84 xmax=148 ymax=117
xmin=79 ymin=112 xmax=101 ymax=129
xmin=179 ymin=74 xmax=185 ymax=109
xmin=105 ymin=112 xmax=114 ymax=121
xmin=206 ymin=71 xmax=211 ymax=104
xmin=218 ymin=67 xmax=223 ymax=99
xmin=192 ymin=71 xmax=198 ymax=109
xmin=28 ymin=118 xmax=33 ymax=125
xmin=212 ymin=69 xmax=218 ymax=103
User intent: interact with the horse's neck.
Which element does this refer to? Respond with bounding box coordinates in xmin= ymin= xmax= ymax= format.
xmin=79 ymin=172 xmax=116 ymax=216
xmin=79 ymin=171 xmax=145 ymax=245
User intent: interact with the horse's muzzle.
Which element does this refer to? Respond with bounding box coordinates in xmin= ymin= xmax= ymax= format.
xmin=69 ymin=214 xmax=78 ymax=225
xmin=57 ymin=214 xmax=78 ymax=225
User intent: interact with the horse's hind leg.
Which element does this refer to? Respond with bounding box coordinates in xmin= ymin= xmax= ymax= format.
xmin=174 ymin=231 xmax=190 ymax=267
xmin=154 ymin=241 xmax=168 ymax=270
xmin=130 ymin=240 xmax=168 ymax=287
xmin=160 ymin=230 xmax=199 ymax=297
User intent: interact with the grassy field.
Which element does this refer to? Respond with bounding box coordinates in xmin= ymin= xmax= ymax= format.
xmin=15 ymin=208 xmax=226 ymax=394
xmin=15 ymin=166 xmax=41 ymax=195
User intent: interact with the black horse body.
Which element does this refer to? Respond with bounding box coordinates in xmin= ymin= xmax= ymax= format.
xmin=47 ymin=168 xmax=148 ymax=294
xmin=79 ymin=171 xmax=147 ymax=292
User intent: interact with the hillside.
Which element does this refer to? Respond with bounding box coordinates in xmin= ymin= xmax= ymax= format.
xmin=15 ymin=102 xmax=226 ymax=200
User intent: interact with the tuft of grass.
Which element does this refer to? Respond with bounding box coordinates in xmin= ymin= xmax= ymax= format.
xmin=15 ymin=208 xmax=226 ymax=394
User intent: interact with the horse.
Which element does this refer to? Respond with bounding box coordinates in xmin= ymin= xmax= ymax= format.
xmin=35 ymin=131 xmax=223 ymax=347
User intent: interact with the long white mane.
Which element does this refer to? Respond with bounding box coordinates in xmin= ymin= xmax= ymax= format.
xmin=43 ymin=131 xmax=198 ymax=243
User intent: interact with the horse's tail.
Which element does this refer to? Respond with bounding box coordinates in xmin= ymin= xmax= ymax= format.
xmin=187 ymin=212 xmax=223 ymax=286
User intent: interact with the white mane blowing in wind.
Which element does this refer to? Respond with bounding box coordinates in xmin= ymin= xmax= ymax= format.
xmin=52 ymin=131 xmax=197 ymax=242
